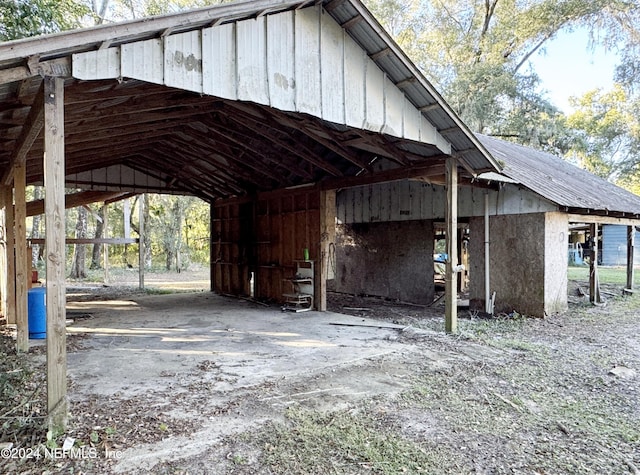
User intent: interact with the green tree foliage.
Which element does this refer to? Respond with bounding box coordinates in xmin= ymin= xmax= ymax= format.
xmin=0 ymin=0 xmax=88 ymax=40
xmin=90 ymin=0 xmax=221 ymax=22
xmin=364 ymin=0 xmax=637 ymax=157
xmin=567 ymin=85 xmax=640 ymax=180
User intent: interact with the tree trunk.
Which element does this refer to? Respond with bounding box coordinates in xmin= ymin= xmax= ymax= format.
xmin=90 ymin=204 xmax=105 ymax=269
xmin=30 ymin=186 xmax=43 ymax=268
xmin=143 ymin=194 xmax=152 ymax=269
xmin=70 ymin=206 xmax=88 ymax=278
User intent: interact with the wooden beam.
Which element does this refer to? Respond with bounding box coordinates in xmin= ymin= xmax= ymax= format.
xmin=318 ymin=190 xmax=336 ymax=311
xmin=568 ymin=214 xmax=640 ymax=226
xmin=103 ymin=203 xmax=110 ymax=284
xmin=320 ymin=161 xmax=446 ymax=190
xmin=29 ymin=238 xmax=138 ymax=245
xmin=0 ymin=57 xmax=70 ymax=85
xmin=26 ymin=190 xmax=130 ymax=217
xmin=0 ymin=188 xmax=6 ymax=321
xmin=2 ymin=82 xmax=44 ymax=185
xmin=0 ymin=185 xmax=15 ymax=325
xmin=43 ymin=76 xmax=67 ymax=433
xmin=589 ymin=223 xmax=601 ymax=304
xmin=445 ymin=156 xmax=458 ymax=333
xmin=14 ymin=164 xmax=28 ymax=352
xmin=5 ymin=186 xmax=16 ymax=324
xmin=627 ymin=225 xmax=635 ymax=291
xmin=221 ymin=112 xmax=344 ymax=177
xmin=138 ymin=195 xmax=145 ymax=290
xmin=251 ymin=105 xmax=372 ymax=171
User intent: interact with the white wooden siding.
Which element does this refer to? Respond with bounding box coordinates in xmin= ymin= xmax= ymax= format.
xmin=202 ymin=23 xmax=237 ymax=100
xmin=120 ymin=39 xmax=163 ymax=84
xmin=164 ymin=30 xmax=202 ymax=93
xmin=267 ymin=11 xmax=295 ymax=111
xmin=72 ymin=5 xmax=450 ymax=149
xmin=237 ymin=17 xmax=269 ymax=104
xmin=72 ymin=48 xmax=120 ymax=80
xmin=337 ymin=181 xmax=559 ymax=223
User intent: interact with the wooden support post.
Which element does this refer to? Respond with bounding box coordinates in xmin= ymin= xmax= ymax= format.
xmin=44 ymin=76 xmax=67 ymax=433
xmin=445 ymin=156 xmax=458 ymax=333
xmin=589 ymin=223 xmax=601 ymax=304
xmin=627 ymin=225 xmax=635 ymax=291
xmin=3 ymin=185 xmax=16 ymax=325
xmin=210 ymin=202 xmax=215 ymax=292
xmin=318 ymin=189 xmax=336 ymax=311
xmin=138 ymin=194 xmax=144 ymax=290
xmin=103 ymin=202 xmax=109 ymax=283
xmin=14 ymin=164 xmax=28 ymax=352
xmin=0 ymin=189 xmax=5 ymax=320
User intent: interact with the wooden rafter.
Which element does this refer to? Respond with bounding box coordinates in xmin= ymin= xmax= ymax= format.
xmin=259 ymin=106 xmax=372 ymax=171
xmin=2 ymin=82 xmax=44 ymax=185
xmin=222 ymin=109 xmax=344 ymax=177
xmin=26 ymin=190 xmax=131 ymax=217
xmin=198 ymin=116 xmax=315 ymax=181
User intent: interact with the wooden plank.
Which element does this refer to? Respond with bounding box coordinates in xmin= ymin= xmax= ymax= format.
xmin=26 ymin=190 xmax=129 ymax=217
xmin=236 ymin=17 xmax=268 ymax=104
xmin=266 ymin=11 xmax=295 ymax=111
xmin=294 ymin=6 xmax=321 ymax=116
xmin=3 ymin=185 xmax=15 ymax=325
xmin=320 ymin=161 xmax=446 ymax=190
xmin=0 ymin=58 xmax=70 ymax=85
xmin=568 ymin=214 xmax=640 ymax=227
xmin=44 ymin=76 xmax=67 ymax=433
xmin=14 ymin=164 xmax=28 ymax=352
xmin=445 ymin=156 xmax=458 ymax=333
xmin=29 ymin=238 xmax=138 ymax=245
xmin=627 ymin=225 xmax=635 ymax=290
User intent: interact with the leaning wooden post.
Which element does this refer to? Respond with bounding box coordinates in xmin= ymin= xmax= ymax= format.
xmin=138 ymin=194 xmax=145 ymax=290
xmin=318 ymin=189 xmax=336 ymax=311
xmin=589 ymin=223 xmax=601 ymax=304
xmin=626 ymin=226 xmax=635 ymax=291
xmin=14 ymin=164 xmax=28 ymax=352
xmin=44 ymin=76 xmax=67 ymax=433
xmin=445 ymin=156 xmax=458 ymax=333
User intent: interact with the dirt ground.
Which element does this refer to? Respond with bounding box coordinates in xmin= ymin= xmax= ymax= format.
xmin=0 ymin=274 xmax=639 ymax=474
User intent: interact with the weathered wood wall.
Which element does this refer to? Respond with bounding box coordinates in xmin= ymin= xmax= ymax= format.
xmin=337 ymin=181 xmax=557 ymax=224
xmin=212 ymin=188 xmax=321 ymax=303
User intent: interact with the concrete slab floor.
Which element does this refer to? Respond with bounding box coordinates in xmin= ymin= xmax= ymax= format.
xmin=64 ymin=292 xmax=412 ymax=399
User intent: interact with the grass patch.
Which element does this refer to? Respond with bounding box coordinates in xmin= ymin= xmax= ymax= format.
xmin=258 ymin=406 xmax=459 ymax=474
xmin=568 ymin=265 xmax=640 ymax=286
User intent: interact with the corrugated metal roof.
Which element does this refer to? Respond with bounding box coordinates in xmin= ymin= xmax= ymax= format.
xmin=0 ymin=0 xmax=500 ymax=179
xmin=477 ymin=134 xmax=640 ymax=217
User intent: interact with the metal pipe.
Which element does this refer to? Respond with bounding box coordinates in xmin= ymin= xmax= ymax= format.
xmin=485 ymin=192 xmax=491 ymax=314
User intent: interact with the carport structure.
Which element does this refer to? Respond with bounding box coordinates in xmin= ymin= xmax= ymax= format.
xmin=0 ymin=0 xmax=500 ymax=431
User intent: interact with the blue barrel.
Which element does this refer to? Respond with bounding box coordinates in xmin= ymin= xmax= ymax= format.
xmin=28 ymin=287 xmax=46 ymax=339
